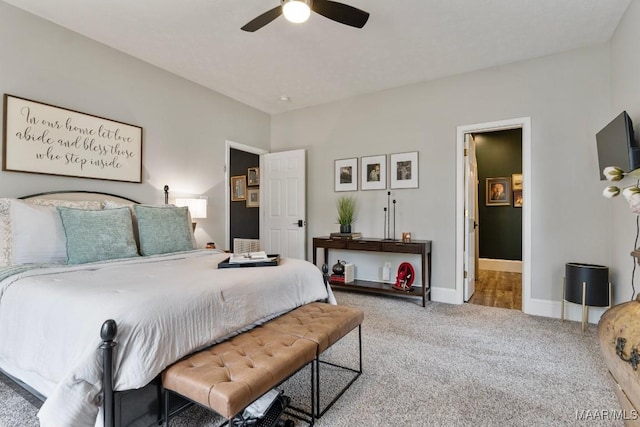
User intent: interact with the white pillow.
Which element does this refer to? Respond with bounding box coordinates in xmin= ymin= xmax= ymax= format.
xmin=0 ymin=198 xmax=15 ymax=267
xmin=11 ymin=200 xmax=67 ymax=265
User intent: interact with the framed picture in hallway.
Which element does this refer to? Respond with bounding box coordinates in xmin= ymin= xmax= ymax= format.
xmin=512 ymin=173 xmax=523 ymax=190
xmin=486 ymin=177 xmax=511 ymax=206
xmin=513 ymin=190 xmax=523 ymax=207
xmin=230 ymin=175 xmax=246 ymax=201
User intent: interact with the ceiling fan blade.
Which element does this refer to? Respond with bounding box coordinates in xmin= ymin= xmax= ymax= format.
xmin=241 ymin=5 xmax=282 ymax=32
xmin=311 ymin=0 xmax=369 ymax=28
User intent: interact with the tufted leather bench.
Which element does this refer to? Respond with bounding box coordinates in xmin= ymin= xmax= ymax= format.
xmin=262 ymin=302 xmax=364 ymax=417
xmin=162 ymin=326 xmax=317 ymax=425
xmin=162 ymin=302 xmax=364 ymax=425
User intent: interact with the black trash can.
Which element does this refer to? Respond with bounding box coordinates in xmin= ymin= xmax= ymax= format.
xmin=564 ymin=262 xmax=610 ymax=307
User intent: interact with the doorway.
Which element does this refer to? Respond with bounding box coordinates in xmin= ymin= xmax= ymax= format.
xmin=469 ymin=129 xmax=523 ymax=310
xmin=225 ymin=140 xmax=267 ymax=253
xmin=455 ymin=117 xmax=531 ymax=312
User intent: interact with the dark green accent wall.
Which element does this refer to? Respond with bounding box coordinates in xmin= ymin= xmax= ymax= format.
xmin=229 ymin=148 xmax=259 ymax=250
xmin=476 ymin=128 xmax=522 ymax=260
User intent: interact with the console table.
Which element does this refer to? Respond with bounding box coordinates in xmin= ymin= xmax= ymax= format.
xmin=312 ymin=237 xmax=431 ymax=307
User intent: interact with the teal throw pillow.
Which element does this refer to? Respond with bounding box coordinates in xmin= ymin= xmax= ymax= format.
xmin=57 ymin=207 xmax=139 ymax=264
xmin=133 ymin=205 xmax=196 ymax=256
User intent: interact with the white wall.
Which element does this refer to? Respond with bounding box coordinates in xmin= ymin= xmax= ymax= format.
xmin=0 ymin=2 xmax=270 ymax=249
xmin=609 ymin=0 xmax=640 ymax=304
xmin=271 ymin=45 xmax=612 ymax=307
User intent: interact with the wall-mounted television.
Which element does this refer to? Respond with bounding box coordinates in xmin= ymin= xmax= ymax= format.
xmin=596 ymin=111 xmax=638 ymax=180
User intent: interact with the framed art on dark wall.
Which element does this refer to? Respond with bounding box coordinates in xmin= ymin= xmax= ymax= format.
xmin=486 ymin=177 xmax=511 ymax=206
xmin=246 ymin=188 xmax=259 ymax=207
xmin=513 ymin=189 xmax=523 ymax=207
xmin=335 ymin=158 xmax=358 ymax=191
xmin=230 ymin=175 xmax=247 ymax=201
xmin=360 ymin=155 xmax=387 ymax=190
xmin=247 ymin=167 xmax=259 ymax=186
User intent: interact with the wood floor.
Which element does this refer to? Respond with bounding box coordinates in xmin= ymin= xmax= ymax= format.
xmin=468 ymin=269 xmax=522 ymax=310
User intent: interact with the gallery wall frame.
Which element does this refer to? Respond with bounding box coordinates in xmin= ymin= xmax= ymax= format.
xmin=335 ymin=157 xmax=358 ymax=192
xmin=513 ymin=189 xmax=523 ymax=207
xmin=3 ymin=94 xmax=143 ymax=182
xmin=360 ymin=154 xmax=387 ymax=190
xmin=390 ymin=151 xmax=418 ymax=189
xmin=247 ymin=167 xmax=259 ymax=186
xmin=486 ymin=177 xmax=511 ymax=206
xmin=231 ymin=175 xmax=247 ymax=201
xmin=512 ymin=173 xmax=523 ymax=190
xmin=246 ymin=188 xmax=259 ymax=208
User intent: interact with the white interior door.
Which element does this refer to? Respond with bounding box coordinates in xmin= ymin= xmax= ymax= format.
xmin=261 ymin=149 xmax=306 ymax=259
xmin=464 ymin=133 xmax=478 ymax=301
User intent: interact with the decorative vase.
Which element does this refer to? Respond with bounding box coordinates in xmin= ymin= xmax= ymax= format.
xmin=332 ymin=260 xmax=346 ymax=276
xmin=340 ymin=224 xmax=351 ymax=233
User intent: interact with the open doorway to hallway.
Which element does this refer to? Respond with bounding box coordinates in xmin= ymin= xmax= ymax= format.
xmin=467 ymin=128 xmax=523 ymax=311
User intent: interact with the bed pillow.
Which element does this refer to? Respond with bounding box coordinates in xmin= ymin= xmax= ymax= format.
xmin=57 ymin=207 xmax=139 ymax=264
xmin=28 ymin=198 xmax=102 ymax=210
xmin=11 ymin=200 xmax=68 ymax=265
xmin=0 ymin=198 xmax=13 ymax=267
xmin=133 ymin=205 xmax=196 ymax=256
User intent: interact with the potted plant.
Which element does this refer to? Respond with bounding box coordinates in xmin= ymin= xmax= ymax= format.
xmin=336 ymin=195 xmax=356 ymax=233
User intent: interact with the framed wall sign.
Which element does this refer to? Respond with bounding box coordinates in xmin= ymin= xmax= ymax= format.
xmin=361 ymin=154 xmax=387 ymax=190
xmin=390 ymin=151 xmax=418 ymax=189
xmin=486 ymin=177 xmax=511 ymax=206
xmin=335 ymin=158 xmax=358 ymax=192
xmin=3 ymin=94 xmax=143 ymax=182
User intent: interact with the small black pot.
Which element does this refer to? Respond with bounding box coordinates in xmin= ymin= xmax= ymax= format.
xmin=340 ymin=224 xmax=351 ymax=233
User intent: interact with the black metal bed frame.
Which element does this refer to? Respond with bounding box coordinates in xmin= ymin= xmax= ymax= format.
xmin=4 ymin=188 xmax=360 ymax=427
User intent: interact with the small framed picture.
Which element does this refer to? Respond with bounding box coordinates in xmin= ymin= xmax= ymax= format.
xmin=513 ymin=189 xmax=523 ymax=207
xmin=246 ymin=188 xmax=259 ymax=208
xmin=361 ymin=155 xmax=387 ymax=190
xmin=335 ymin=158 xmax=358 ymax=192
xmin=247 ymin=167 xmax=259 ymax=186
xmin=486 ymin=177 xmax=511 ymax=206
xmin=390 ymin=151 xmax=418 ymax=189
xmin=512 ymin=173 xmax=523 ymax=190
xmin=231 ymin=175 xmax=247 ymax=201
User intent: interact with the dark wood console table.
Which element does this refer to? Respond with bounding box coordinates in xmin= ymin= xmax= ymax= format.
xmin=312 ymin=237 xmax=431 ymax=307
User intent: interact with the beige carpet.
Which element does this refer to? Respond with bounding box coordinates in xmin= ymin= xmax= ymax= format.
xmin=0 ymin=290 xmax=623 ymax=426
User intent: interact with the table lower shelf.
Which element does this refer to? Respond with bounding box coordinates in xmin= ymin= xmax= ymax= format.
xmin=329 ymin=279 xmax=427 ymax=302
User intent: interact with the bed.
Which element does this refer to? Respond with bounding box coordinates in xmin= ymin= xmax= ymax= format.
xmin=0 ymin=191 xmax=331 ymax=427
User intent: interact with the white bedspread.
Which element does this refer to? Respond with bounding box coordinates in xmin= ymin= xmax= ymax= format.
xmin=0 ymin=250 xmax=330 ymax=427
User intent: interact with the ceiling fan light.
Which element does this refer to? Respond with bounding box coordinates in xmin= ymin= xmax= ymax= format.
xmin=282 ymin=0 xmax=311 ymax=23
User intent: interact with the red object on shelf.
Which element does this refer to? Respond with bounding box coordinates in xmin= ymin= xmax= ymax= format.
xmin=393 ymin=262 xmax=415 ymax=291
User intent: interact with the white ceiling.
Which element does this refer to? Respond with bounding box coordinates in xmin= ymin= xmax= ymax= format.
xmin=2 ymin=0 xmax=632 ymax=114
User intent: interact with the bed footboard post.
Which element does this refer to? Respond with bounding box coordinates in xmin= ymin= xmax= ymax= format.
xmin=100 ymin=319 xmax=117 ymax=427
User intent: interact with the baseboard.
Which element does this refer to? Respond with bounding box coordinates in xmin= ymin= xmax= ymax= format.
xmin=431 ymin=287 xmax=460 ymax=305
xmin=479 ymin=258 xmax=522 ymax=273
xmin=524 ymin=297 xmax=607 ymax=324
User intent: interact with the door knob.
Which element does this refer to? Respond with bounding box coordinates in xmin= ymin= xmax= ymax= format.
xmin=293 ymin=220 xmax=306 ymax=227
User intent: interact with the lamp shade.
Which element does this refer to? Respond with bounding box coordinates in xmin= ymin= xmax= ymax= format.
xmin=175 ymin=198 xmax=207 ymax=219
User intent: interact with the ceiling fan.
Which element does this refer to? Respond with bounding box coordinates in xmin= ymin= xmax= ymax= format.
xmin=241 ymin=0 xmax=370 ymax=32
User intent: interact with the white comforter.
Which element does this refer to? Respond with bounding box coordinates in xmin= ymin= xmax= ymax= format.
xmin=0 ymin=250 xmax=330 ymax=427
